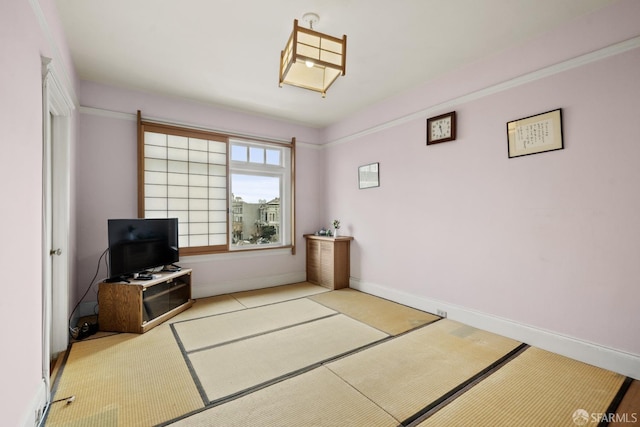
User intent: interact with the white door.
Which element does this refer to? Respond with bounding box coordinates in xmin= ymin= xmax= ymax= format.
xmin=43 ymin=110 xmax=54 ymax=387
xmin=42 ymin=58 xmax=73 ymax=394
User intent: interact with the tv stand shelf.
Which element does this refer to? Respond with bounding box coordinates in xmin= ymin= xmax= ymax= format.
xmin=98 ymin=269 xmax=193 ymax=333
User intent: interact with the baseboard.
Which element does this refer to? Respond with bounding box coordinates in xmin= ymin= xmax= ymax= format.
xmin=22 ymin=378 xmax=47 ymax=427
xmin=350 ymin=278 xmax=640 ymax=380
xmin=191 ymin=271 xmax=307 ymax=298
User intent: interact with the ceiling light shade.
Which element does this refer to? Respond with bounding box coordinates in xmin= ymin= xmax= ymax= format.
xmin=279 ymin=16 xmax=347 ymax=97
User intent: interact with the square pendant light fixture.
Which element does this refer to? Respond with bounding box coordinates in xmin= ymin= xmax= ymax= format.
xmin=279 ymin=13 xmax=347 ymax=97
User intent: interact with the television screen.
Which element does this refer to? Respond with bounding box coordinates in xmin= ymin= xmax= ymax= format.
xmin=107 ymin=218 xmax=179 ymax=280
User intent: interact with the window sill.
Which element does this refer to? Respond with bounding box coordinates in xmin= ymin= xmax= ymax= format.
xmin=181 ymin=246 xmax=294 ymax=263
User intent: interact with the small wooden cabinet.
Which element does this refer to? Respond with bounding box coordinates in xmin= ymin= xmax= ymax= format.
xmin=98 ymin=269 xmax=194 ymax=333
xmin=305 ymin=235 xmax=353 ymax=290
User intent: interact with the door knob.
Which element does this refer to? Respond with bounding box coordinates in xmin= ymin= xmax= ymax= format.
xmin=50 ymin=248 xmax=62 ymax=256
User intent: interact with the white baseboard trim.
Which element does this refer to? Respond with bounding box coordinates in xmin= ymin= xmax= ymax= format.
xmin=191 ymin=271 xmax=307 ymax=299
xmin=23 ymin=378 xmax=47 ymax=427
xmin=350 ymin=278 xmax=640 ymax=380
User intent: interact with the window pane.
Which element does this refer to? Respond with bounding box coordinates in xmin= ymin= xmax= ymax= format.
xmin=209 ymin=199 xmax=226 ymax=211
xmin=231 ymin=173 xmax=281 ymax=246
xmin=209 ymin=187 xmax=226 ymax=200
xmin=168 ymin=173 xmax=188 ymax=186
xmin=209 ymin=164 xmax=226 ymax=176
xmin=145 ymin=184 xmax=166 ymax=198
xmin=189 ymin=199 xmax=208 ymax=210
xmin=189 ymin=235 xmax=208 ymax=247
xmin=231 ymin=145 xmax=247 ymax=162
xmin=208 ymin=140 xmax=226 ymax=154
xmin=209 ymin=211 xmax=226 ymax=222
xmin=190 ymin=223 xmax=208 ymax=235
xmin=190 ymin=162 xmax=208 ymax=175
xmin=145 ymin=171 xmax=167 ymax=185
xmin=168 ymin=147 xmax=188 ymax=161
xmin=249 ymin=147 xmax=264 ymax=163
xmin=189 ymin=175 xmax=207 ymax=187
xmin=145 ymin=198 xmax=167 ymax=211
xmin=145 ymin=145 xmax=167 ymax=160
xmin=209 ymin=222 xmax=227 ymax=234
xmin=168 ymin=160 xmax=188 ymax=174
xmin=168 ymin=211 xmax=189 ymax=223
xmin=209 ymin=234 xmax=226 ymax=245
xmin=189 ymin=150 xmax=208 ymax=163
xmin=145 ymin=210 xmax=166 ymax=219
xmin=168 ymin=185 xmax=188 ymax=198
xmin=145 ymin=132 xmax=166 ymax=147
xmin=209 ymin=176 xmax=226 ymax=188
xmin=266 ymin=149 xmax=281 ymax=166
xmin=189 ymin=187 xmax=208 ymax=199
xmin=168 ymin=135 xmax=188 ymax=149
xmin=189 ymin=211 xmax=208 ymax=223
xmin=168 ymin=198 xmax=189 ymax=210
xmin=189 ymin=137 xmax=208 ymax=151
xmin=209 ymin=152 xmax=226 ymax=165
xmin=145 ymin=158 xmax=167 ymax=172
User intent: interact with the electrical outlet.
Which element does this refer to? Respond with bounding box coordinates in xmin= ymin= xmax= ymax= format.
xmin=436 ymin=309 xmax=447 ymax=318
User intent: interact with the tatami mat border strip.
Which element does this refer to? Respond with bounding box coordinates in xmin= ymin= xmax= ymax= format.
xmin=170 ymin=293 xmax=322 ymax=326
xmin=161 ymin=319 xmax=447 ymax=426
xmin=156 ymin=335 xmax=395 ymax=426
xmin=206 ymin=331 xmax=393 ymax=406
xmin=184 ymin=313 xmax=340 ymax=355
xmin=227 ymin=283 xmax=329 ymax=309
xmin=163 ymin=322 xmax=446 ymax=424
xmin=170 ymin=324 xmax=209 ymax=406
xmin=308 ymin=294 xmax=442 ymax=337
xmin=324 ymin=317 xmax=445 ymax=367
xmin=402 ymin=343 xmax=530 ymax=427
xmin=597 ymin=376 xmax=634 ymax=427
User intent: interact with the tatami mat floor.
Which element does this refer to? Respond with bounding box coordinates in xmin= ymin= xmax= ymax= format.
xmin=47 ymin=282 xmax=638 ymax=427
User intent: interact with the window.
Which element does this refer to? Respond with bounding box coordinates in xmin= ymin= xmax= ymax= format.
xmin=229 ymin=140 xmax=292 ymax=249
xmin=138 ymin=115 xmax=295 ymax=256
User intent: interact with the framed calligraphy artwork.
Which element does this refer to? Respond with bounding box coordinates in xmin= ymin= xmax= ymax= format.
xmin=507 ymin=109 xmax=563 ymax=158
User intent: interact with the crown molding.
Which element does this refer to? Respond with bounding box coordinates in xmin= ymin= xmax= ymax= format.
xmin=326 ymin=36 xmax=640 ymax=147
xmin=29 ymin=0 xmax=78 ymax=107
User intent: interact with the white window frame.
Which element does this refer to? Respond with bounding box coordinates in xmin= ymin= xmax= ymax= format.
xmin=229 ymin=139 xmax=292 ymax=251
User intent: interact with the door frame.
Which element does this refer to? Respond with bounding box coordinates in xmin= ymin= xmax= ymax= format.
xmin=41 ymin=56 xmax=74 ymax=394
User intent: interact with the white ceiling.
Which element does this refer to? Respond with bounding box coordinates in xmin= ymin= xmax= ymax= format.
xmin=55 ymin=0 xmax=615 ymax=128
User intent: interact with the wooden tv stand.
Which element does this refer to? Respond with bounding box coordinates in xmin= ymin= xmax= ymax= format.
xmin=98 ymin=269 xmax=194 ymax=333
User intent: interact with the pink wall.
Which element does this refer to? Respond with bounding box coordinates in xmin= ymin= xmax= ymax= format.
xmin=76 ymin=83 xmax=325 ymax=299
xmin=0 ymin=0 xmax=78 ymax=425
xmin=5 ymin=0 xmax=637 ymax=423
xmin=324 ymin=0 xmax=640 ymax=145
xmin=0 ymin=2 xmax=44 ymax=421
xmin=322 ymin=3 xmax=640 ymax=358
xmin=74 ymin=0 xmax=640 ymax=374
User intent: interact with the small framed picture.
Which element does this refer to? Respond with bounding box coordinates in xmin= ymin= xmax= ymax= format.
xmin=507 ymin=109 xmax=563 ymax=158
xmin=358 ymin=162 xmax=379 ymax=189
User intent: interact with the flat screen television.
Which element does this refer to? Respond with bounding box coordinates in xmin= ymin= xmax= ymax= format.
xmin=107 ymin=218 xmax=179 ymax=281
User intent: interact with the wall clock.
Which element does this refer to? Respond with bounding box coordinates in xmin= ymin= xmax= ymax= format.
xmin=426 ymin=111 xmax=456 ymax=145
